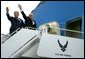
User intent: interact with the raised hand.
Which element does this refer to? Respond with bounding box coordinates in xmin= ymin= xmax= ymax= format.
xmin=6 ymin=7 xmax=9 ymax=12
xmin=18 ymin=4 xmax=22 ymax=10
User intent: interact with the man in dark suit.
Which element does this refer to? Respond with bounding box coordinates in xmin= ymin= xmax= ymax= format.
xmin=18 ymin=4 xmax=37 ymax=29
xmin=6 ymin=7 xmax=25 ymax=34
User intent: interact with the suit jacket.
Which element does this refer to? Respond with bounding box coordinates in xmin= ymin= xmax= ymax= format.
xmin=6 ymin=12 xmax=25 ymax=34
xmin=21 ymin=11 xmax=37 ymax=29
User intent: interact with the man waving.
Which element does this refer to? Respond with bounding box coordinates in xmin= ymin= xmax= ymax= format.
xmin=18 ymin=4 xmax=37 ymax=29
xmin=6 ymin=7 xmax=25 ymax=34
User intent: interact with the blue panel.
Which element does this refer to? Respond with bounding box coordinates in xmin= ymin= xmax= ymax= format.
xmin=33 ymin=1 xmax=84 ymax=28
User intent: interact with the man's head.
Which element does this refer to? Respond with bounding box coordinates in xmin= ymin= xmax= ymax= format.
xmin=14 ymin=11 xmax=19 ymax=18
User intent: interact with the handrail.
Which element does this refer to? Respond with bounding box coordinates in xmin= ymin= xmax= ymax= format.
xmin=1 ymin=27 xmax=84 ymax=44
xmin=1 ymin=27 xmax=39 ymax=44
xmin=1 ymin=28 xmax=21 ymax=44
xmin=46 ymin=27 xmax=84 ymax=34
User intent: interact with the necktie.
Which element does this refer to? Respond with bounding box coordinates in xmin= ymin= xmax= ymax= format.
xmin=18 ymin=18 xmax=21 ymax=23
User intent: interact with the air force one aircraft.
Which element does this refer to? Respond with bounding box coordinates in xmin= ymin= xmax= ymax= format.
xmin=1 ymin=1 xmax=84 ymax=58
xmin=1 ymin=21 xmax=84 ymax=58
